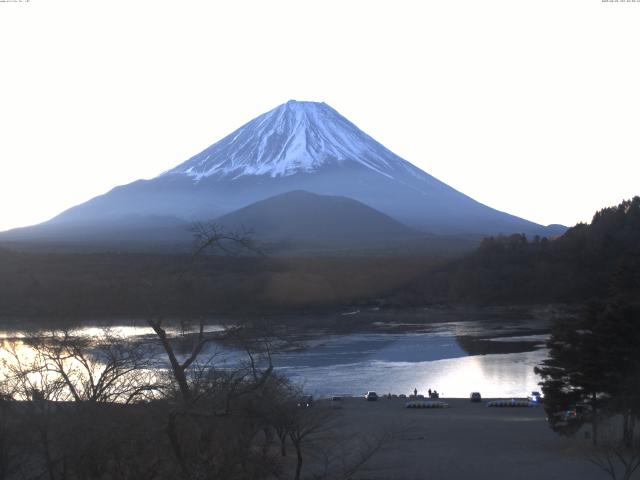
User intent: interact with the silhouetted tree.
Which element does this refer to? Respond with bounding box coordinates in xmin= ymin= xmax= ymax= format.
xmin=535 ymin=307 xmax=609 ymax=445
xmin=536 ymin=297 xmax=640 ymax=447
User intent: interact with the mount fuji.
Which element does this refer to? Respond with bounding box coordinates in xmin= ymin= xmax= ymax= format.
xmin=1 ymin=100 xmax=564 ymax=251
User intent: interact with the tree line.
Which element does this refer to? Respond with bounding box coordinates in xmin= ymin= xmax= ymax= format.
xmin=397 ymin=196 xmax=640 ymax=305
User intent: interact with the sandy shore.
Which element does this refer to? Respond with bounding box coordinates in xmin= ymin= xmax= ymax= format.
xmin=324 ymin=397 xmax=602 ymax=480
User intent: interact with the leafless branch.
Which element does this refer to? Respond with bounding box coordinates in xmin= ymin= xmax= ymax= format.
xmin=190 ymin=222 xmax=263 ymax=258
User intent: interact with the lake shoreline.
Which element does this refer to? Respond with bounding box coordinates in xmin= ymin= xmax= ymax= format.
xmin=0 ymin=302 xmax=575 ymax=333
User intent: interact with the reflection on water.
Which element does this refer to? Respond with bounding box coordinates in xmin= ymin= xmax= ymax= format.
xmin=0 ymin=324 xmax=225 ymax=340
xmin=271 ymin=332 xmax=546 ymax=398
xmin=0 ymin=319 xmax=549 ymax=399
xmin=273 ymin=332 xmax=468 ymax=368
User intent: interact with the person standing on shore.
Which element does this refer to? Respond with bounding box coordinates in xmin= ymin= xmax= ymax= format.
xmin=414 ymin=388 xmax=417 ymax=397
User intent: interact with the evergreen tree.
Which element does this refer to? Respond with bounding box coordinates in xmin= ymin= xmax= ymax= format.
xmin=535 ymin=299 xmax=640 ymax=446
xmin=535 ymin=307 xmax=610 ymax=445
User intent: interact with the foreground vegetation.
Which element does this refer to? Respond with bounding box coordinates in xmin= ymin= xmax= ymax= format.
xmin=0 ymin=323 xmax=392 ymax=480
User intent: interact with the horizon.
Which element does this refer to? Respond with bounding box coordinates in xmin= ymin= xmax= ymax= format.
xmin=1 ymin=1 xmax=639 ymax=232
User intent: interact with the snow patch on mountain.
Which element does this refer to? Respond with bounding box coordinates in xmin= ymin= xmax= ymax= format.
xmin=162 ymin=100 xmax=428 ymax=182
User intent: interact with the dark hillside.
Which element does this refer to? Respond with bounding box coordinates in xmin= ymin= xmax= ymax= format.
xmin=396 ymin=197 xmax=640 ymax=305
xmin=215 ymin=190 xmax=421 ymax=247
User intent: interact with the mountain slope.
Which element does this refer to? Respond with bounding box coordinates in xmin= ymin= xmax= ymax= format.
xmin=0 ymin=214 xmax=192 ymax=250
xmin=214 ymin=190 xmax=421 ymax=248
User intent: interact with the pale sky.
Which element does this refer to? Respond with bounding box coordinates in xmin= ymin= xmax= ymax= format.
xmin=1 ymin=0 xmax=638 ymax=232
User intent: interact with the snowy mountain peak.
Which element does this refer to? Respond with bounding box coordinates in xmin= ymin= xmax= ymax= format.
xmin=6 ymin=100 xmax=558 ymax=241
xmin=162 ymin=100 xmax=424 ymax=181
xmin=285 ymin=99 xmax=326 ymax=108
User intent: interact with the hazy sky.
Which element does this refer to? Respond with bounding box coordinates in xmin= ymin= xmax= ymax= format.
xmin=1 ymin=0 xmax=638 ymax=232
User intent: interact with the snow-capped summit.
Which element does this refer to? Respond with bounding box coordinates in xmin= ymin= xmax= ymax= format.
xmin=163 ymin=100 xmax=425 ymax=182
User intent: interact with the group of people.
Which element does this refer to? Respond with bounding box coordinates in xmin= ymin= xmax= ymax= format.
xmin=413 ymin=387 xmax=440 ymax=398
xmin=383 ymin=388 xmax=442 ymax=399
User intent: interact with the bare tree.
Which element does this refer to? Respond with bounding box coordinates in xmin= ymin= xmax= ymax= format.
xmin=589 ymin=445 xmax=640 ymax=480
xmin=286 ymin=405 xmax=336 ymax=480
xmin=190 ymin=222 xmax=258 ymax=258
xmin=1 ymin=339 xmax=68 ymax=480
xmin=312 ymin=427 xmax=401 ymax=480
xmin=145 ymin=221 xmax=272 ymax=405
xmin=0 ymin=331 xmax=164 ymax=480
xmin=141 ymin=317 xmax=279 ymax=479
xmin=146 ymin=319 xmax=215 ymax=405
xmin=1 ymin=338 xmax=66 ymax=402
xmin=0 ymin=392 xmax=24 ymax=480
xmin=141 ymin=224 xmax=398 ymax=480
xmin=26 ymin=329 xmax=161 ymax=404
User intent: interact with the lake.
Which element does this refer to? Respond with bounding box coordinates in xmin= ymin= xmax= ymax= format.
xmin=0 ymin=314 xmax=551 ymax=399
xmin=267 ymin=318 xmax=549 ymax=398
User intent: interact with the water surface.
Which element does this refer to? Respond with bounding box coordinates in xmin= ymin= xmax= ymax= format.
xmin=0 ymin=317 xmax=550 ymax=399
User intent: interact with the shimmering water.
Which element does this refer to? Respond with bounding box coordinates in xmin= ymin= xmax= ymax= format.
xmin=270 ymin=330 xmax=547 ymax=398
xmin=0 ymin=318 xmax=550 ymax=399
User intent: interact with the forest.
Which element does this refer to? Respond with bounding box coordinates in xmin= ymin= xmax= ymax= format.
xmin=397 ymin=196 xmax=640 ymax=306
